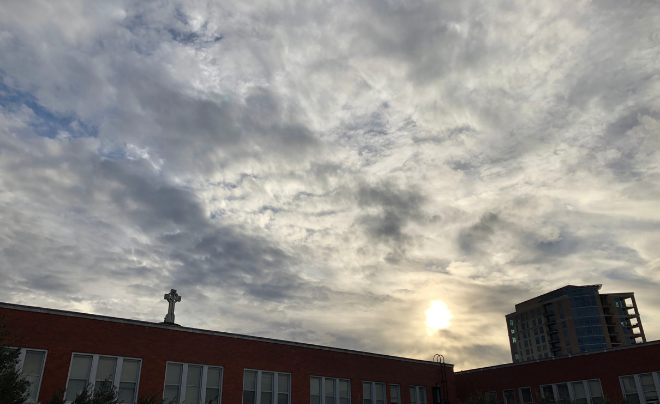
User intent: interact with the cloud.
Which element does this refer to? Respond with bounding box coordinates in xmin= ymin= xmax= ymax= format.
xmin=1 ymin=0 xmax=659 ymax=371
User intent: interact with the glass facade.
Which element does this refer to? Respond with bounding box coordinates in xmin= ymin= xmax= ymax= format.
xmin=566 ymin=287 xmax=607 ymax=352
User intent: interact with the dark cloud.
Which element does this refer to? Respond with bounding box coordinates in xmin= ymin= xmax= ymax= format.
xmin=0 ymin=0 xmax=659 ymax=368
xmin=355 ymin=182 xmax=427 ymax=261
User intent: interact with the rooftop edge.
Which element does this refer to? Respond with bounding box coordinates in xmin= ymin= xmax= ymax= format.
xmin=0 ymin=301 xmax=454 ymax=368
xmin=455 ymin=339 xmax=660 ymax=374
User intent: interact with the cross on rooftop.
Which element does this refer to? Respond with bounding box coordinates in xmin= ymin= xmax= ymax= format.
xmin=164 ymin=289 xmax=181 ymax=324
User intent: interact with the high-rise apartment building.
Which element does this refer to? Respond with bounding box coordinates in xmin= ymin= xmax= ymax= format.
xmin=505 ymin=285 xmax=646 ymax=363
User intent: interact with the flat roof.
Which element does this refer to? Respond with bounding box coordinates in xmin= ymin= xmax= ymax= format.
xmin=456 ymin=339 xmax=660 ymax=374
xmin=0 ymin=301 xmax=453 ymax=368
xmin=514 ymin=284 xmax=602 ymax=311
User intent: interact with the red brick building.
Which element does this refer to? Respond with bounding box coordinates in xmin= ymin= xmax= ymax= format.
xmin=0 ymin=302 xmax=456 ymax=404
xmin=455 ymin=341 xmax=660 ymax=404
xmin=4 ymin=300 xmax=659 ymax=404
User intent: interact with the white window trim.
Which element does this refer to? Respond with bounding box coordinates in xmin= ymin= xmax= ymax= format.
xmin=390 ymin=384 xmax=401 ymax=404
xmin=65 ymin=353 xmax=142 ymax=404
xmin=363 ymin=381 xmax=387 ymax=404
xmin=312 ymin=376 xmax=351 ymax=404
xmin=619 ymin=372 xmax=660 ymax=404
xmin=163 ymin=361 xmax=224 ymax=404
xmin=242 ymin=369 xmax=291 ymax=404
xmin=410 ymin=385 xmax=427 ymax=404
xmin=16 ymin=348 xmax=48 ymax=403
xmin=552 ymin=382 xmax=574 ymax=402
xmin=540 ymin=379 xmax=603 ymax=404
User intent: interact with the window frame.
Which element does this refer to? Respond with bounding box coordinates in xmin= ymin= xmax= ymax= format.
xmin=162 ymin=361 xmax=224 ymax=404
xmin=539 ymin=379 xmax=604 ymax=404
xmin=503 ymin=389 xmax=516 ymax=404
xmin=311 ymin=376 xmax=351 ymax=404
xmin=363 ymin=381 xmax=387 ymax=404
xmin=242 ymin=369 xmax=291 ymax=404
xmin=390 ymin=384 xmax=401 ymax=404
xmin=16 ymin=348 xmax=48 ymax=403
xmin=410 ymin=385 xmax=427 ymax=404
xmin=65 ymin=352 xmax=142 ymax=404
xmin=518 ymin=387 xmax=533 ymax=404
xmin=619 ymin=372 xmax=660 ymax=404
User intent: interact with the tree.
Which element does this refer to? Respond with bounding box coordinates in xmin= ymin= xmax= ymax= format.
xmin=0 ymin=316 xmax=31 ymax=404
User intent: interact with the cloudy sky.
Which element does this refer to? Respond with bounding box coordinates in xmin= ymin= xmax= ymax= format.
xmin=1 ymin=0 xmax=659 ymax=370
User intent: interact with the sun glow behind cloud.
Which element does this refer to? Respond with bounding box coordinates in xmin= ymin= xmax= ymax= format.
xmin=425 ymin=301 xmax=453 ymax=334
xmin=0 ymin=0 xmax=659 ymax=371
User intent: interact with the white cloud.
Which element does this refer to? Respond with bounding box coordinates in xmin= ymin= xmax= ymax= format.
xmin=0 ymin=0 xmax=659 ymax=370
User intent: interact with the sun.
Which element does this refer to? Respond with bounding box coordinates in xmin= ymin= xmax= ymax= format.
xmin=425 ymin=301 xmax=453 ymax=333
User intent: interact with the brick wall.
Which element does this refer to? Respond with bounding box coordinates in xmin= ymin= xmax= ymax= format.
xmin=455 ymin=342 xmax=660 ymax=402
xmin=0 ymin=306 xmax=456 ymax=404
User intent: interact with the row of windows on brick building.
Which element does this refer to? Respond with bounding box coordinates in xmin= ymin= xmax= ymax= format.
xmin=17 ymin=349 xmax=431 ymax=404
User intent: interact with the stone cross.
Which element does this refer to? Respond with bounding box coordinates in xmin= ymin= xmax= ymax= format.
xmin=164 ymin=289 xmax=181 ymax=324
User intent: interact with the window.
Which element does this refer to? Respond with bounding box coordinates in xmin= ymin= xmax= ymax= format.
xmin=312 ymin=377 xmax=350 ymax=404
xmin=572 ymin=382 xmax=587 ymax=404
xmin=541 ymin=336 xmax=546 ymax=343
xmin=620 ymin=373 xmax=660 ymax=404
xmin=410 ymin=386 xmax=427 ymax=404
xmin=540 ymin=385 xmax=553 ymax=399
xmin=511 ymin=329 xmax=515 ymax=334
xmin=621 ymin=376 xmax=640 ymax=404
xmin=207 ymin=367 xmax=223 ymax=404
xmin=540 ymin=380 xmax=603 ymax=404
xmin=519 ymin=387 xmax=532 ymax=404
xmin=503 ymin=390 xmax=516 ymax=404
xmin=535 ymin=337 xmax=540 ymax=345
xmin=17 ymin=349 xmax=47 ymax=402
xmin=567 ymin=348 xmax=573 ymax=355
xmin=509 ymin=320 xmax=514 ymax=326
xmin=243 ymin=370 xmax=289 ymax=404
xmin=566 ymin=340 xmax=571 ymax=346
xmin=532 ymin=319 xmax=537 ymax=326
xmin=485 ymin=392 xmax=496 ymax=402
xmin=66 ymin=354 xmax=141 ymax=403
xmin=588 ymin=380 xmax=602 ymax=404
xmin=164 ymin=362 xmax=223 ymax=404
xmin=557 ymin=384 xmax=570 ymax=400
xmin=512 ymin=337 xmax=517 ymax=344
xmin=640 ymin=374 xmax=658 ymax=403
xmin=363 ymin=382 xmax=385 ymax=404
xmin=534 ymin=328 xmax=539 ymax=336
xmin=390 ymin=385 xmax=400 ymax=404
